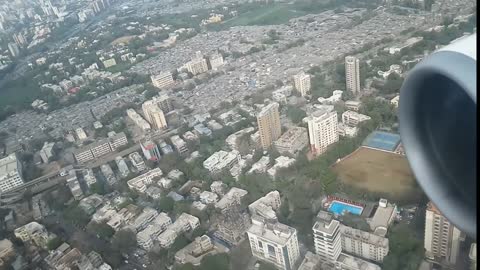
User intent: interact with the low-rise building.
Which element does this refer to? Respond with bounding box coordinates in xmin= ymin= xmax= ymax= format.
xmin=210 ymin=181 xmax=227 ymax=196
xmin=145 ymin=186 xmax=162 ymax=200
xmin=194 ymin=123 xmax=212 ymax=137
xmin=342 ymin=111 xmax=371 ymax=127
xmin=115 ymin=157 xmax=130 ymax=178
xmin=129 ymin=152 xmax=147 ymax=172
xmin=391 ymin=95 xmax=400 ymax=108
xmin=203 ymin=150 xmax=240 ymax=174
xmin=338 ymin=123 xmax=359 ymax=138
xmin=267 ymin=156 xmax=296 ymax=178
xmin=298 ymin=251 xmax=322 ymax=270
xmin=82 ymin=169 xmax=97 ymax=189
xmin=273 ymin=127 xmax=308 ymax=156
xmin=14 ymin=222 xmax=50 ymax=248
xmin=100 ymin=164 xmax=117 ymax=186
xmin=368 ymin=199 xmax=397 ymax=236
xmin=168 ymin=169 xmax=184 ymax=180
xmin=127 ymin=168 xmax=163 ymax=193
xmin=175 ymin=235 xmax=216 ymax=266
xmin=215 ymin=187 xmax=248 ymax=211
xmin=0 ymin=239 xmax=14 ymax=260
xmin=248 ymin=191 xmax=281 ymax=222
xmin=345 ymin=100 xmax=361 ymax=111
xmin=171 ymin=135 xmax=189 ymax=155
xmin=79 ymin=194 xmax=104 ymax=215
xmin=199 ymin=191 xmax=218 ymax=205
xmin=39 ymin=142 xmax=55 ymax=163
xmin=132 ymin=208 xmax=158 ymax=232
xmin=318 ymin=90 xmax=343 ymax=104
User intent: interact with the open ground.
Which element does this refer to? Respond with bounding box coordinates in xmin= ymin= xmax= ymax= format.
xmin=332 ymin=146 xmax=421 ymax=202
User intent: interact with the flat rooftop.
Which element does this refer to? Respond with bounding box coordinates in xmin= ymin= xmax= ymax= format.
xmin=0 ymin=153 xmax=19 ymax=176
xmin=248 ymin=221 xmax=296 ymax=246
xmin=369 ymin=203 xmax=396 ymax=233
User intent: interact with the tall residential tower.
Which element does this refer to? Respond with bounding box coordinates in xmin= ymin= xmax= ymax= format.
xmin=257 ymin=102 xmax=281 ymax=150
xmin=345 ymin=56 xmax=361 ymax=94
xmin=306 ymin=107 xmax=339 ymax=155
xmin=424 ymin=202 xmax=463 ymax=265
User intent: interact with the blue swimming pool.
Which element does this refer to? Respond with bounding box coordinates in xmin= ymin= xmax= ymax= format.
xmin=328 ymin=201 xmax=363 ymax=216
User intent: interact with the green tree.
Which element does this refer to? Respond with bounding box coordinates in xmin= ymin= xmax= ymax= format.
xmin=286 ymin=106 xmax=307 ymax=124
xmin=198 ymin=253 xmax=230 ymax=270
xmin=88 ymin=222 xmax=115 ymax=240
xmin=258 ymin=262 xmax=278 ymax=270
xmin=47 ymin=237 xmax=62 ymax=250
xmin=89 ymin=182 xmax=106 ymax=195
xmin=382 ymin=224 xmax=424 ymax=270
xmin=112 ymin=229 xmax=137 ymax=254
xmin=63 ymin=204 xmax=90 ymax=227
xmin=174 ymin=263 xmax=195 ymax=270
xmin=157 ymin=196 xmax=175 ymax=213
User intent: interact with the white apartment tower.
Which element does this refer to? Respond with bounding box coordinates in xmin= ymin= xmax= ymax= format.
xmin=150 ymin=72 xmax=175 ymax=89
xmin=257 ymin=102 xmax=282 ymax=150
xmin=0 ymin=153 xmax=24 ymax=193
xmin=293 ymin=71 xmax=311 ymax=96
xmin=313 ymin=211 xmax=342 ymax=263
xmin=306 ymin=107 xmax=339 ymax=155
xmin=424 ymin=202 xmax=463 ymax=265
xmin=345 ymin=56 xmax=361 ymax=94
xmin=142 ymin=100 xmax=168 ymax=130
xmin=247 ymin=220 xmax=300 ymax=270
xmin=209 ymin=52 xmax=224 ymax=70
xmin=187 ymin=52 xmax=208 ymax=75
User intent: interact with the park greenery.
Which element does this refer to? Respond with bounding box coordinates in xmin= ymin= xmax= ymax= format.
xmin=382 ymin=223 xmax=425 ymax=270
xmin=46 ymin=237 xmax=63 ymax=251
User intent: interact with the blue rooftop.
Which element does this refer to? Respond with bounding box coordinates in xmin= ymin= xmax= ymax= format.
xmin=362 ymin=131 xmax=401 ymax=152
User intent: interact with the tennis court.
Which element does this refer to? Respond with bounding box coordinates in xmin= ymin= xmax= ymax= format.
xmin=362 ymin=131 xmax=401 ymax=152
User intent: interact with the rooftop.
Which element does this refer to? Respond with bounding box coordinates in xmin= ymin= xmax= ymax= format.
xmin=336 ymin=253 xmax=381 ymax=270
xmin=0 ymin=153 xmax=19 ymax=177
xmin=248 ymin=221 xmax=296 ymax=246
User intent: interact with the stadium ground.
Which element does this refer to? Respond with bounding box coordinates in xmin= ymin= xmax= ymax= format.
xmin=332 ymin=146 xmax=421 ymax=202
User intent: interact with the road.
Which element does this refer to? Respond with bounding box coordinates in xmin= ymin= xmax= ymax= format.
xmin=83 ymin=128 xmax=179 ymax=169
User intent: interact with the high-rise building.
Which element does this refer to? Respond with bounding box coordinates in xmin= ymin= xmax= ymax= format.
xmin=340 ymin=225 xmax=389 ymax=262
xmin=209 ymin=52 xmax=224 ymax=70
xmin=247 ymin=219 xmax=300 ymax=270
xmin=8 ymin=43 xmax=20 ymax=58
xmin=140 ymin=139 xmax=162 ymax=161
xmin=0 ymin=153 xmax=24 ymax=193
xmin=127 ymin=109 xmax=151 ymax=131
xmin=66 ymin=170 xmax=84 ymax=201
xmin=293 ymin=71 xmax=311 ymax=96
xmin=345 ymin=56 xmax=361 ymax=94
xmin=257 ymin=102 xmax=281 ymax=150
xmin=424 ymin=202 xmax=463 ymax=265
xmin=152 ymin=94 xmax=174 ymax=113
xmin=13 ymin=33 xmax=26 ymax=46
xmin=306 ymin=107 xmax=339 ymax=155
xmin=213 ymin=202 xmax=251 ymax=246
xmin=150 ymin=72 xmax=175 ymax=89
xmin=187 ymin=52 xmax=208 ymax=75
xmin=142 ymin=100 xmax=168 ymax=130
xmin=313 ymin=211 xmax=342 ymax=263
